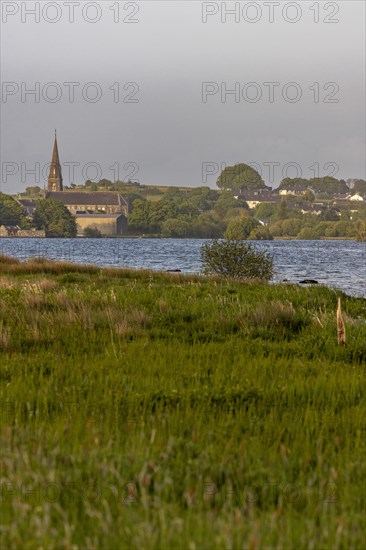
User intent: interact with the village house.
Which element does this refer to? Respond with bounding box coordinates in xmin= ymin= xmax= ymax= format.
xmin=278 ymin=183 xmax=310 ymax=196
xmin=235 ymin=188 xmax=280 ymax=209
xmin=348 ymin=193 xmax=364 ymax=202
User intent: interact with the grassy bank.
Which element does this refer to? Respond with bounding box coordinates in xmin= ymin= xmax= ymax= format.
xmin=1 ymin=256 xmax=365 ymax=549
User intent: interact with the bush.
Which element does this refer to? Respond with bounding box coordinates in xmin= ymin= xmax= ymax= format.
xmin=84 ymin=227 xmax=103 ymax=238
xmin=201 ymin=240 xmax=273 ymax=280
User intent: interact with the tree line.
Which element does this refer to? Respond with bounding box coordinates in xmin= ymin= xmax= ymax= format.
xmin=3 ymin=163 xmax=365 ymax=240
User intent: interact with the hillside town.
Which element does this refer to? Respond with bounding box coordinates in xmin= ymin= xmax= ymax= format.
xmin=1 ymin=135 xmax=365 ymax=240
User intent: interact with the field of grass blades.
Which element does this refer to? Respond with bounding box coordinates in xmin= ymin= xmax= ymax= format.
xmin=0 ymin=256 xmax=365 ymax=549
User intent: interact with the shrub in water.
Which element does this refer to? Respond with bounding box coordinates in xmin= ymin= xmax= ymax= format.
xmin=201 ymin=239 xmax=273 ymax=280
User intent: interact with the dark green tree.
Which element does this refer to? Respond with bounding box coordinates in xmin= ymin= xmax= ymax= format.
xmin=309 ymin=177 xmax=349 ymax=195
xmin=149 ymin=199 xmax=178 ymax=232
xmin=216 ymin=164 xmax=266 ymax=191
xmin=33 ymin=199 xmax=77 ymax=237
xmin=224 ymin=217 xmax=260 ymax=240
xmin=273 ymin=201 xmax=290 ymax=221
xmin=161 ymin=218 xmax=190 ymax=238
xmin=352 ymin=179 xmax=366 ymax=196
xmin=281 ymin=218 xmax=303 ymax=237
xmin=215 ymin=191 xmax=247 ymax=216
xmin=297 ymin=227 xmax=319 ymax=240
xmin=319 ymin=208 xmax=340 ymax=222
xmin=188 ymin=187 xmax=219 ymax=211
xmin=0 ymin=193 xmax=28 ymax=227
xmin=192 ymin=210 xmax=225 ymax=238
xmin=127 ymin=199 xmax=151 ymax=233
xmin=25 ymin=186 xmax=42 ymax=197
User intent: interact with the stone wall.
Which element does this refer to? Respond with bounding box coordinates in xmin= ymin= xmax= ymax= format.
xmin=76 ymin=216 xmax=127 ymax=236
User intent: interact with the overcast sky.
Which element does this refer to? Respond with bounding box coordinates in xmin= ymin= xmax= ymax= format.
xmin=1 ymin=0 xmax=365 ymax=193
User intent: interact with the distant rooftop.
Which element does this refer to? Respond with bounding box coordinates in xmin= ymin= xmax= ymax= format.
xmin=46 ymin=191 xmax=127 ymax=206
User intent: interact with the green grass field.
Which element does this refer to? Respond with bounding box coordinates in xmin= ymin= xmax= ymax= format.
xmin=0 ymin=256 xmax=365 ymax=549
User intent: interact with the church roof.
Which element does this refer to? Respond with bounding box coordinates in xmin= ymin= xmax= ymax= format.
xmin=46 ymin=191 xmax=127 ymax=206
xmin=48 ymin=132 xmax=63 ymax=190
xmin=18 ymin=199 xmax=36 ymax=207
xmin=51 ymin=135 xmax=61 ymax=170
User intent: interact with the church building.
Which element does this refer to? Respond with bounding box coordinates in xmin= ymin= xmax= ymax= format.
xmin=45 ymin=133 xmax=128 ymax=236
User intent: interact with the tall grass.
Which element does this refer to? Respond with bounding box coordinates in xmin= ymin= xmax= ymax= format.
xmin=0 ymin=260 xmax=365 ymax=549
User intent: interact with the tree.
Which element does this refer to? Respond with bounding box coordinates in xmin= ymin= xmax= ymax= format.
xmin=224 ymin=207 xmax=249 ymax=222
xmin=269 ymin=220 xmax=283 ymax=237
xmin=352 ymin=179 xmax=366 ymax=196
xmin=25 ymin=186 xmax=42 ymax=197
xmin=149 ymin=199 xmax=178 ymax=231
xmin=0 ymin=193 xmax=28 ymax=227
xmin=161 ymin=218 xmax=190 ymax=238
xmin=314 ymin=221 xmax=334 ymax=238
xmin=254 ymin=203 xmax=276 ymax=223
xmin=191 ymin=210 xmax=224 ymax=238
xmin=309 ymin=177 xmax=349 ymax=195
xmin=304 ymin=189 xmax=315 ymax=202
xmin=332 ymin=221 xmax=356 ymax=238
xmin=224 ymin=217 xmax=259 ymax=240
xmin=85 ymin=180 xmax=98 ymax=191
xmin=214 ymin=191 xmax=247 ymax=216
xmin=128 ymin=199 xmax=150 ymax=233
xmin=201 ymin=240 xmax=273 ymax=280
xmin=33 ymin=199 xmax=77 ymax=237
xmin=281 ymin=218 xmax=302 ymax=237
xmin=297 ymin=227 xmax=319 ymax=240
xmin=98 ymin=179 xmax=113 ymax=189
xmin=248 ymin=226 xmax=273 ymax=240
xmin=216 ymin=164 xmax=266 ymax=192
xmin=273 ymin=201 xmax=290 ymax=221
xmin=354 ymin=220 xmax=366 ymax=242
xmin=319 ymin=208 xmax=340 ymax=222
xmin=188 ymin=187 xmax=219 ymax=211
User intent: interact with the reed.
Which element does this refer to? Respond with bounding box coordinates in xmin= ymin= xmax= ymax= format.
xmin=337 ymin=296 xmax=346 ymax=345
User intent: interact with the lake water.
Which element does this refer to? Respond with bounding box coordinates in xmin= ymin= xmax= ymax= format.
xmin=1 ymin=238 xmax=365 ymax=297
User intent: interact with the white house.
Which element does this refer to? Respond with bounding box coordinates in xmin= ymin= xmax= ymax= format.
xmin=349 ymin=193 xmax=364 ymax=202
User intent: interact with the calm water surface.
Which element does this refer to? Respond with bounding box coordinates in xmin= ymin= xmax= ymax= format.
xmin=1 ymin=238 xmax=365 ymax=297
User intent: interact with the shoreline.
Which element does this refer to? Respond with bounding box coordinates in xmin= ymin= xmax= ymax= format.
xmin=1 ymin=254 xmax=365 ymax=298
xmin=0 ymin=235 xmax=363 ymax=242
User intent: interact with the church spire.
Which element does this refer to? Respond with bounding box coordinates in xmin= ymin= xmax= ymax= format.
xmin=48 ymin=130 xmax=63 ymax=191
